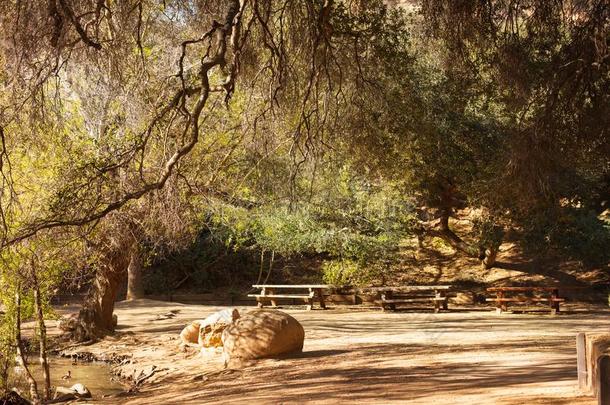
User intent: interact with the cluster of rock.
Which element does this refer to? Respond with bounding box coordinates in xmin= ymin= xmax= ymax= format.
xmin=0 ymin=384 xmax=90 ymax=404
xmin=58 ymin=311 xmax=117 ymax=342
xmin=180 ymin=308 xmax=240 ymax=348
xmin=52 ymin=383 xmax=92 ymax=403
xmin=179 ymin=308 xmax=305 ymax=365
xmin=0 ymin=390 xmax=29 ymax=405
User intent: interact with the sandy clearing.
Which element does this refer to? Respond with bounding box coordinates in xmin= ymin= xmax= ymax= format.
xmin=55 ymin=300 xmax=609 ymax=404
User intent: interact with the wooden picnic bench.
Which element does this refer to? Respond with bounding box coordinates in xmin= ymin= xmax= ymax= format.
xmin=486 ymin=286 xmax=567 ymax=314
xmin=357 ymin=285 xmax=452 ymax=312
xmin=248 ymin=284 xmax=330 ymax=310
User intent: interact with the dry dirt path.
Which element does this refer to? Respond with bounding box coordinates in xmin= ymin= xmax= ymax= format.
xmin=55 ymin=300 xmax=609 ymax=404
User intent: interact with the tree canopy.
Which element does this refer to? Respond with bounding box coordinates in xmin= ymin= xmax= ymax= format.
xmin=0 ymin=0 xmax=608 ymax=398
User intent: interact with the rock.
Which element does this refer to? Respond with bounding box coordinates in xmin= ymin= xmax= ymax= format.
xmin=58 ymin=314 xmax=79 ymax=332
xmin=58 ymin=310 xmax=102 ymax=342
xmin=199 ymin=322 xmax=228 ymax=348
xmin=222 ymin=309 xmax=304 ymax=364
xmin=53 ymin=383 xmax=92 ymax=402
xmin=0 ymin=390 xmax=29 ymax=405
xmin=180 ymin=321 xmax=201 ymax=344
xmin=179 ymin=308 xmax=239 ymax=346
xmin=198 ymin=308 xmax=240 ymax=348
xmin=69 ymin=383 xmax=91 ymax=398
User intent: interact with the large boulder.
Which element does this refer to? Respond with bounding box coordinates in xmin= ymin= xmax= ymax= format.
xmin=222 ymin=309 xmax=304 ymax=364
xmin=179 ymin=308 xmax=240 ymax=346
xmin=199 ymin=321 xmax=229 ymax=348
xmin=198 ymin=308 xmax=240 ymax=348
xmin=0 ymin=390 xmax=29 ymax=405
xmin=180 ymin=321 xmax=201 ymax=345
xmin=53 ymin=383 xmax=92 ymax=402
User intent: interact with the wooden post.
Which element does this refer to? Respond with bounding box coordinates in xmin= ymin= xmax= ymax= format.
xmin=597 ymin=355 xmax=610 ymax=405
xmin=577 ymin=332 xmax=587 ymax=391
xmin=551 ymin=288 xmax=560 ymax=315
xmin=306 ymin=289 xmax=314 ymax=310
xmin=389 ymin=290 xmax=396 ymax=311
xmin=258 ymin=287 xmax=266 ymax=308
xmin=495 ymin=290 xmax=504 ymax=313
xmin=380 ymin=292 xmax=388 ymax=311
xmin=434 ymin=290 xmax=441 ymax=313
xmin=315 ymin=288 xmax=326 ymax=310
xmin=268 ymin=288 xmax=277 ymax=307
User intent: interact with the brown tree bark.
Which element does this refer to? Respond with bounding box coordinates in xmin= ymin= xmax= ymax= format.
xmin=126 ymin=243 xmax=144 ymax=300
xmin=32 ymin=277 xmax=51 ymax=400
xmin=482 ymin=247 xmax=498 ymax=268
xmin=71 ymin=247 xmax=127 ymax=341
xmin=426 ymin=217 xmax=499 ymax=268
xmin=14 ymin=289 xmax=40 ymax=404
xmin=423 ymin=181 xmax=500 ymax=268
xmin=90 ymin=266 xmax=123 ymax=332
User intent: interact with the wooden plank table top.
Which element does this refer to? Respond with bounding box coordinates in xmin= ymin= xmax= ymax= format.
xmin=487 ymin=286 xmax=585 ymax=292
xmin=358 ymin=285 xmax=451 ymax=293
xmin=487 ymin=286 xmax=559 ymax=292
xmin=252 ymin=284 xmax=332 ymax=289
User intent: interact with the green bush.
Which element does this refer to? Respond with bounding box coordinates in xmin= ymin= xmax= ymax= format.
xmin=550 ymin=208 xmax=610 ymax=267
xmin=0 ymin=324 xmax=12 ymax=394
xmin=321 ymin=259 xmax=382 ymax=286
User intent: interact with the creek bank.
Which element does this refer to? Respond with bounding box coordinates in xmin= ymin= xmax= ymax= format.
xmin=9 ymin=353 xmax=127 ymax=403
xmin=55 ymin=335 xmax=185 ymax=395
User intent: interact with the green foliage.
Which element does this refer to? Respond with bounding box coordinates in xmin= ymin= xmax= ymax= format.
xmin=550 ymin=209 xmax=610 ymax=267
xmin=207 ymin=171 xmax=412 ymax=283
xmin=519 ymin=206 xmax=610 ymax=267
xmin=0 ymin=0 xmax=607 ymax=308
xmin=0 ymin=281 xmax=17 ymax=395
xmin=321 ymin=258 xmax=386 ymax=286
xmin=211 ymin=204 xmax=405 ymax=260
xmin=473 ymin=216 xmax=505 ymax=251
xmin=321 ymin=259 xmax=359 ymax=286
xmin=0 ymin=312 xmax=14 ymax=394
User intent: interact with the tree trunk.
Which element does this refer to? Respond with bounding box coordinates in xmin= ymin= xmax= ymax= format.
xmin=429 ymin=211 xmax=479 ymax=257
xmin=126 ymin=243 xmax=144 ymax=300
xmin=90 ymin=266 xmax=123 ymax=332
xmin=426 ymin=211 xmax=499 ymax=269
xmin=33 ymin=280 xmax=51 ymax=400
xmin=482 ymin=247 xmax=498 ymax=269
xmin=422 ymin=181 xmax=500 ymax=268
xmin=71 ymin=262 xmax=124 ymax=342
xmin=14 ymin=289 xmax=40 ymax=404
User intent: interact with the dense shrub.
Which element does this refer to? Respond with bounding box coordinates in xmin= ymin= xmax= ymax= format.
xmin=550 ymin=209 xmax=610 ymax=267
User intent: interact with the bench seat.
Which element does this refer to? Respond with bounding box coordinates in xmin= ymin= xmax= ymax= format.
xmin=248 ymin=294 xmax=312 ymax=299
xmin=374 ymin=287 xmax=451 ymax=312
xmin=381 ymin=297 xmax=447 ymax=303
xmin=486 ymin=286 xmax=568 ymax=314
xmin=486 ymin=297 xmax=565 ymax=303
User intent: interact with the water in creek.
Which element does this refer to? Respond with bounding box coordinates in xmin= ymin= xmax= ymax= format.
xmin=11 ymin=356 xmax=126 ymax=399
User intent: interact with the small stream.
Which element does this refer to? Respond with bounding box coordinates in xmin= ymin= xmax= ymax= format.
xmin=11 ymin=356 xmax=125 ymax=399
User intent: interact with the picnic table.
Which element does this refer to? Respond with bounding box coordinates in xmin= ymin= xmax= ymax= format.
xmin=357 ymin=285 xmax=452 ymax=312
xmin=486 ymin=286 xmax=568 ymax=314
xmin=248 ymin=284 xmax=330 ymax=310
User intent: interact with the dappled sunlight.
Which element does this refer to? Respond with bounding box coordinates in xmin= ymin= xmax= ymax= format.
xmin=63 ymin=301 xmax=608 ymax=404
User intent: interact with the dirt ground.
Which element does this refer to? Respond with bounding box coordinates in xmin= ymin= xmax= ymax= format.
xmin=49 ymin=299 xmax=610 ymax=404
